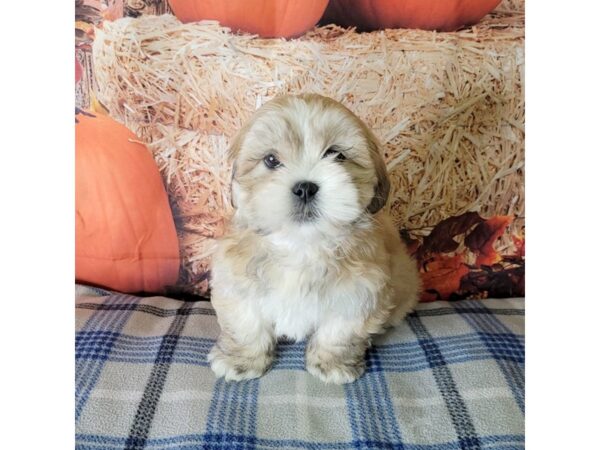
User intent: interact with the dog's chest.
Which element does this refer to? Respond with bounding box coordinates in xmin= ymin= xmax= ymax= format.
xmin=254 ymin=246 xmax=377 ymax=340
xmin=258 ymin=253 xmax=323 ymax=338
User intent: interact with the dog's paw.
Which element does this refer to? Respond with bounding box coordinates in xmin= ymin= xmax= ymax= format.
xmin=208 ymin=345 xmax=272 ymax=382
xmin=306 ymin=356 xmax=365 ymax=384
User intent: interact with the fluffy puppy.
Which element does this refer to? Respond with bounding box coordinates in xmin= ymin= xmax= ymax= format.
xmin=208 ymin=94 xmax=420 ymax=384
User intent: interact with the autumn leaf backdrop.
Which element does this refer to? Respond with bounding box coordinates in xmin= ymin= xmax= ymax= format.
xmin=402 ymin=212 xmax=523 ymax=301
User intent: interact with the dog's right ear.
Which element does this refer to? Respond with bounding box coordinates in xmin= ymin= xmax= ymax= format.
xmin=228 ymin=134 xmax=242 ymax=209
xmin=227 ymin=121 xmax=251 ymax=209
xmin=229 ymin=163 xmax=239 ymax=208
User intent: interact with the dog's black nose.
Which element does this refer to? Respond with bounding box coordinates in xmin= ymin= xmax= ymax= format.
xmin=292 ymin=181 xmax=319 ymax=203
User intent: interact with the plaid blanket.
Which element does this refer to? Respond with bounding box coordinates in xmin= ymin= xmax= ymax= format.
xmin=75 ymin=286 xmax=524 ymax=450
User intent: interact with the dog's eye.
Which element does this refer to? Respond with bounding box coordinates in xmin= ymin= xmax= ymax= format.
xmin=323 ymin=147 xmax=346 ymax=161
xmin=263 ymin=154 xmax=282 ymax=169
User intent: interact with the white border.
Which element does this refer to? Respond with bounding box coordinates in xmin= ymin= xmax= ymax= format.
xmin=526 ymin=0 xmax=600 ymax=448
xmin=1 ymin=1 xmax=74 ymax=448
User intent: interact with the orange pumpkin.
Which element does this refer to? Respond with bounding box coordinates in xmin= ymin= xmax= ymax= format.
xmin=322 ymin=0 xmax=502 ymax=32
xmin=168 ymin=0 xmax=329 ymax=38
xmin=76 ymin=111 xmax=180 ymax=293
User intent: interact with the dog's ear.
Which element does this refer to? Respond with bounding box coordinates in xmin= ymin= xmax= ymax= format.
xmin=365 ymin=132 xmax=390 ymax=214
xmin=227 ymin=129 xmax=245 ymax=209
xmin=229 ymin=163 xmax=239 ymax=209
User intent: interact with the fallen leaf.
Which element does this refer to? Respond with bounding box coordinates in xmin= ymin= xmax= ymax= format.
xmin=101 ymin=0 xmax=124 ymax=21
xmin=512 ymin=235 xmax=525 ymax=258
xmin=459 ymin=264 xmax=524 ymax=298
xmin=75 ymin=20 xmax=95 ymax=32
xmin=417 ymin=212 xmax=484 ymax=260
xmin=420 ymin=254 xmax=470 ymax=301
xmin=465 ymin=216 xmax=513 ymax=267
xmin=400 ymin=229 xmax=420 ymax=256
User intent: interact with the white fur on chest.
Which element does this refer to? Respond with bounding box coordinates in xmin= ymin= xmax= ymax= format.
xmin=261 ymin=290 xmax=322 ymax=341
xmin=254 ymin=233 xmax=383 ymax=341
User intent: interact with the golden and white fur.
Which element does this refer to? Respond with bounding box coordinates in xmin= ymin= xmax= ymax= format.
xmin=208 ymin=94 xmax=421 ymax=384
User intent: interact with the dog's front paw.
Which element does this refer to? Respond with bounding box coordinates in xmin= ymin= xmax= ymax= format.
xmin=306 ymin=354 xmax=365 ymax=384
xmin=208 ymin=345 xmax=272 ymax=382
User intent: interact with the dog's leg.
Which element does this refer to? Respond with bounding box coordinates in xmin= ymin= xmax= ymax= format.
xmin=208 ymin=302 xmax=275 ymax=382
xmin=306 ymin=320 xmax=369 ymax=384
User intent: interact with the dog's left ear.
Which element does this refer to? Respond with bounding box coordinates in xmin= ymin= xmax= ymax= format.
xmin=366 ymin=133 xmax=390 ymax=214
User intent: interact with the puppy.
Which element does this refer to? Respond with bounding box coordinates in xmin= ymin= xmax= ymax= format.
xmin=208 ymin=94 xmax=421 ymax=384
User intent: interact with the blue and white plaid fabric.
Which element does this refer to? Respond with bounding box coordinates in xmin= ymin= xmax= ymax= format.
xmin=75 ymin=286 xmax=524 ymax=450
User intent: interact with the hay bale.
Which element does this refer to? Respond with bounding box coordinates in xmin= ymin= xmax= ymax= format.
xmin=93 ymin=0 xmax=524 ymax=295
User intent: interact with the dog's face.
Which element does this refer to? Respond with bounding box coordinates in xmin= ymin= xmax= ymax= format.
xmin=229 ymin=94 xmax=389 ymax=235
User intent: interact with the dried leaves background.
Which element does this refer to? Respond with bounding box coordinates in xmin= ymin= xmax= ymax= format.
xmin=402 ymin=212 xmax=524 ymax=301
